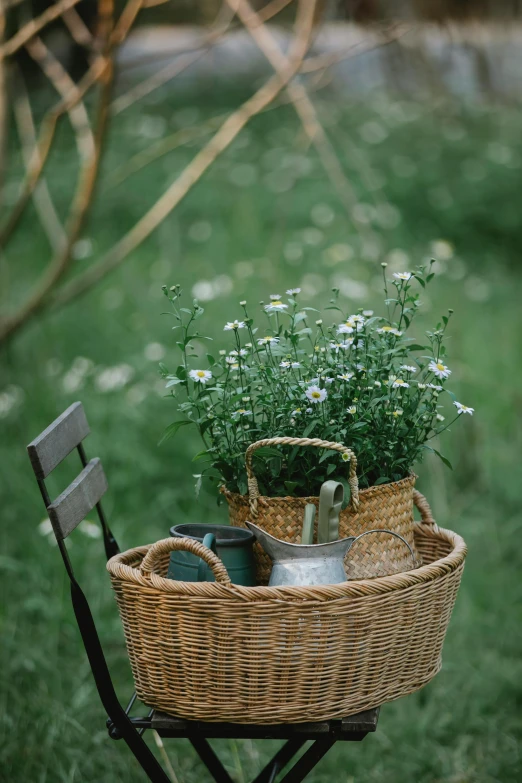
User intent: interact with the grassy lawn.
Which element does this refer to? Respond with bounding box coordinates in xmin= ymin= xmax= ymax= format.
xmin=1 ymin=82 xmax=522 ymax=781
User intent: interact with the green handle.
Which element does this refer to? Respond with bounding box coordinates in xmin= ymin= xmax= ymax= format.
xmin=318 ymin=481 xmax=344 ymax=543
xmin=197 ymin=533 xmax=217 ymax=582
xmin=301 ymin=504 xmax=316 ymax=545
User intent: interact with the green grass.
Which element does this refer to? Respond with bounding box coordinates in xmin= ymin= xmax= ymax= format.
xmin=1 ymin=83 xmax=522 ymax=781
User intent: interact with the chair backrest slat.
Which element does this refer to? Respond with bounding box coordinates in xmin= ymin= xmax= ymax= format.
xmin=27 ymin=401 xmax=90 ymax=479
xmin=47 ymin=458 xmax=108 ymax=540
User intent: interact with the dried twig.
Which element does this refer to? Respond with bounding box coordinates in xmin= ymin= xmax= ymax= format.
xmin=0 ymin=0 xmax=83 ymax=58
xmin=51 ymin=0 xmax=318 ymax=309
xmin=13 ymin=69 xmax=66 ymax=252
xmin=0 ymin=0 xmax=7 ymax=199
xmin=62 ymin=7 xmax=94 ymax=48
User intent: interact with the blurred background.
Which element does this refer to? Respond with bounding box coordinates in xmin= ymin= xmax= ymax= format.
xmin=1 ymin=1 xmax=522 ymax=781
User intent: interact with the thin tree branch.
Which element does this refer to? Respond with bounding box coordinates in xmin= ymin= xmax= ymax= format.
xmin=227 ymin=0 xmax=373 ymax=239
xmin=0 ymin=0 xmax=83 ymax=58
xmin=0 ymin=0 xmax=115 ymax=343
xmin=51 ymin=0 xmax=318 ymax=310
xmin=13 ymin=68 xmax=66 ymax=252
xmin=62 ymin=7 xmax=94 ymax=48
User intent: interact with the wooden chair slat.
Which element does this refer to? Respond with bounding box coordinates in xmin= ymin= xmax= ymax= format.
xmin=47 ymin=458 xmax=108 ymax=540
xmin=27 ymin=402 xmax=90 ymax=479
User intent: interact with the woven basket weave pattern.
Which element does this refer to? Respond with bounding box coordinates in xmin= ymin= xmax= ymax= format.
xmin=107 ymin=494 xmax=466 ymax=724
xmin=224 ymin=473 xmax=419 ymax=582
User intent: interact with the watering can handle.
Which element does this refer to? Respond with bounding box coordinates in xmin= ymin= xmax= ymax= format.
xmin=351 ymin=529 xmax=417 ymax=569
xmin=198 ymin=533 xmax=217 ymax=582
xmin=140 ymin=537 xmax=232 ymax=585
xmin=245 ymin=437 xmax=359 ymax=518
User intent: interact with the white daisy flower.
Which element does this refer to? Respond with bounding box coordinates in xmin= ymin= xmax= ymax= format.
xmin=305 ymin=407 xmax=313 ymax=414
xmin=356 ymin=364 xmax=366 ymax=372
xmin=427 ymin=383 xmax=443 ymax=391
xmin=363 ymin=310 xmax=374 ymax=317
xmin=347 ymin=406 xmax=357 ymax=414
xmin=219 ymin=350 xmax=226 ymax=356
xmin=315 ymin=319 xmax=323 ymax=326
xmin=232 ymin=408 xmax=252 ymax=417
xmin=429 ymin=360 xmax=451 ymax=379
xmin=436 ymin=414 xmax=445 ymax=422
xmin=239 ymin=300 xmax=247 ymax=306
xmin=230 ymin=349 xmax=248 ymax=357
xmin=338 ymin=372 xmax=354 ymax=381
xmin=392 ymin=378 xmax=409 ymax=389
xmin=291 ymin=362 xmax=301 ymax=369
xmin=224 ymin=320 xmax=246 ymax=331
xmin=225 ymin=356 xmax=238 ymax=366
xmin=265 ymin=299 xmax=288 ymax=313
xmin=292 ymin=408 xmax=302 ymax=416
xmin=324 ymin=376 xmax=335 ymax=384
xmin=393 ymin=272 xmax=413 ymax=281
xmin=305 ymin=385 xmax=327 ymax=404
xmin=400 ymin=365 xmax=417 ymax=373
xmin=286 ymin=288 xmax=301 ymax=295
xmin=374 ymin=380 xmax=382 ymax=387
xmin=454 ymin=401 xmax=474 ymax=415
xmin=337 ymin=321 xmax=355 ymax=334
xmin=270 ymin=294 xmax=282 ymax=300
xmin=349 ymin=314 xmax=365 ymax=324
xmin=189 ymin=369 xmax=212 ymax=384
xmin=280 ymin=361 xmax=291 ymax=369
xmin=258 ymin=335 xmax=279 ymax=346
xmin=377 ymin=326 xmax=402 ymax=337
xmin=417 ymin=383 xmax=427 ymax=390
xmin=392 ymin=409 xmax=403 ymax=417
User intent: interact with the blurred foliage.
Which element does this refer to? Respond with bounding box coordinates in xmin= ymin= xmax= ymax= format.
xmin=1 ymin=83 xmax=522 ymax=781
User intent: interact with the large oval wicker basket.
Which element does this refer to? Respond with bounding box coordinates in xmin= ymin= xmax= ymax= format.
xmin=107 ymin=492 xmax=466 ymax=724
xmin=222 ymin=436 xmax=420 ymax=582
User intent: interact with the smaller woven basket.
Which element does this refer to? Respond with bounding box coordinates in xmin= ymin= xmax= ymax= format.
xmin=222 ymin=436 xmax=421 ymax=582
xmin=107 ymin=492 xmax=467 ymax=724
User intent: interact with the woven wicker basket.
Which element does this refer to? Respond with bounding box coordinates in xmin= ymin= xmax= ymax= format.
xmin=222 ymin=436 xmax=421 ymax=582
xmin=107 ymin=492 xmax=466 ymax=724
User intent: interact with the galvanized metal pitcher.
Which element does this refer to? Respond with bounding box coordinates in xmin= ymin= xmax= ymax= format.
xmin=246 ymin=521 xmax=415 ymax=587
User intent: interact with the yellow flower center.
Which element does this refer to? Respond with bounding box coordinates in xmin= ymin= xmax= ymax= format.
xmin=436 ymin=363 xmax=445 ymax=371
xmin=311 ymin=391 xmax=321 ymax=399
xmin=197 ymin=371 xmax=206 ymax=377
xmin=271 ymin=301 xmax=282 ymax=306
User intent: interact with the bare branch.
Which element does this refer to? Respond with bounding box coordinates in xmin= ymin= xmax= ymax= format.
xmin=62 ymin=7 xmax=94 ymax=48
xmin=13 ymin=68 xmax=66 ymax=252
xmin=51 ymin=0 xmax=318 ymax=309
xmin=0 ymin=0 xmax=83 ymax=58
xmin=0 ymin=0 xmax=7 ymax=201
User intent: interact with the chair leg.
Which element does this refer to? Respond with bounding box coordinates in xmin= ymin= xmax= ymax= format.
xmin=190 ymin=737 xmax=235 ymax=783
xmin=251 ymin=739 xmax=306 ymax=783
xmin=278 ymin=738 xmax=336 ymax=783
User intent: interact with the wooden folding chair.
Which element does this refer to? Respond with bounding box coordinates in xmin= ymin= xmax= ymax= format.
xmin=27 ymin=401 xmax=379 ymax=783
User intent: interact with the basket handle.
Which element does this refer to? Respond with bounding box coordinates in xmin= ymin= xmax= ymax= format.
xmin=351 ymin=528 xmax=417 ymax=568
xmin=140 ymin=537 xmax=232 ymax=585
xmin=413 ymin=490 xmax=435 ymax=525
xmin=245 ymin=437 xmax=359 ymax=518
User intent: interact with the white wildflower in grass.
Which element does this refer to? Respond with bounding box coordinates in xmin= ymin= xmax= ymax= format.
xmin=286 ymin=288 xmax=301 ymax=295
xmin=429 ymin=360 xmax=451 ymax=379
xmin=377 ymin=326 xmax=402 ymax=336
xmin=341 ymin=452 xmax=351 ymax=461
xmin=393 ymin=272 xmax=413 ymax=281
xmin=454 ymin=401 xmax=474 ymax=415
xmin=265 ymin=299 xmax=288 ymax=313
xmin=189 ymin=369 xmax=213 ymax=384
xmin=306 ymin=385 xmax=327 ymax=404
xmin=160 ymin=265 xmax=473 ymax=497
xmin=224 ymin=320 xmax=246 ymax=331
xmin=258 ymin=335 xmax=279 ymax=346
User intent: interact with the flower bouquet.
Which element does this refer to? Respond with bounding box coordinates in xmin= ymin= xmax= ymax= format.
xmin=159 ymin=262 xmax=473 ymax=579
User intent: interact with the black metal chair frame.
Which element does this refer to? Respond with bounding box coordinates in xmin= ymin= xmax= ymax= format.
xmin=27 ymin=402 xmax=379 ymax=783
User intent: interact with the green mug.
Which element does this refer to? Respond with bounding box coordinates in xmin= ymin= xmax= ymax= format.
xmin=168 ymin=524 xmax=256 ymax=586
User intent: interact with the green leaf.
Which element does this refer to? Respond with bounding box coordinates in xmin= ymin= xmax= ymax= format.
xmin=326 ymin=463 xmax=337 ymax=476
xmin=193 ymin=450 xmax=211 ymax=462
xmin=176 ymin=365 xmax=187 ymax=380
xmin=206 ymin=354 xmax=216 ymax=366
xmin=302 ymin=420 xmax=317 ymax=438
xmin=253 ymin=447 xmax=284 ymax=460
xmin=284 ymin=481 xmax=299 ymax=494
xmin=374 ymin=477 xmax=391 ymax=485
xmin=158 ymin=420 xmax=192 ymax=446
xmin=433 ymin=449 xmax=453 ymax=470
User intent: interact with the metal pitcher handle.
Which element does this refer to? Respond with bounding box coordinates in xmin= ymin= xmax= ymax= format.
xmin=197 ymin=533 xmax=217 ymax=582
xmin=351 ymin=529 xmax=417 ymax=569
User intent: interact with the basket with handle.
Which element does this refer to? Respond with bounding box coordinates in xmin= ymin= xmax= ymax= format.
xmin=107 ymin=492 xmax=467 ymax=724
xmin=221 ymin=437 xmax=421 ymax=582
